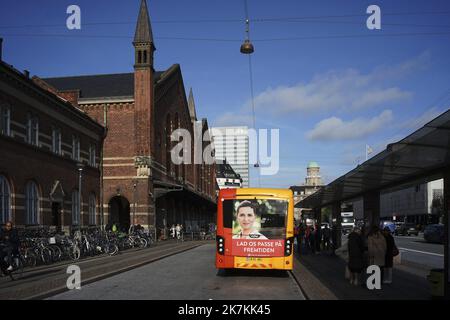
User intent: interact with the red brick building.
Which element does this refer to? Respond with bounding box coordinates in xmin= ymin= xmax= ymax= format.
xmin=0 ymin=51 xmax=105 ymax=231
xmin=40 ymin=0 xmax=217 ymax=234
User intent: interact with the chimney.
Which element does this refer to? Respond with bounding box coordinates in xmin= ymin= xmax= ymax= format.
xmin=0 ymin=38 xmax=3 ymax=61
xmin=24 ymin=70 xmax=30 ymax=78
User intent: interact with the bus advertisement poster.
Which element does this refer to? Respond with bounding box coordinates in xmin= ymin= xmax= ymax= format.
xmin=232 ymin=239 xmax=284 ymax=257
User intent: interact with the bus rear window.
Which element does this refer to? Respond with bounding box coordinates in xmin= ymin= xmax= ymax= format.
xmin=222 ymin=199 xmax=287 ymax=240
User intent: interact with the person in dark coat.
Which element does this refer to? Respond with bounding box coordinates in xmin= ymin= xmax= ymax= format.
xmin=304 ymin=225 xmax=311 ymax=254
xmin=331 ymin=225 xmax=338 ymax=254
xmin=309 ymin=226 xmax=316 ymax=254
xmin=314 ymin=224 xmax=321 ymax=253
xmin=0 ymin=221 xmax=20 ymax=272
xmin=383 ymin=227 xmax=396 ymax=284
xmin=347 ymin=227 xmax=364 ymax=286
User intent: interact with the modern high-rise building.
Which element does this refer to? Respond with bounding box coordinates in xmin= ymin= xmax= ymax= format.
xmin=210 ymin=126 xmax=249 ymax=187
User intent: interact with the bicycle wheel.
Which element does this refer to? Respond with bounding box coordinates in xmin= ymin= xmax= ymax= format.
xmin=137 ymin=238 xmax=147 ymax=248
xmin=41 ymin=247 xmax=53 ymax=265
xmin=24 ymin=249 xmax=37 ymax=268
xmin=13 ymin=257 xmax=24 ymax=280
xmin=107 ymin=243 xmax=119 ymax=256
xmin=49 ymin=246 xmax=62 ymax=262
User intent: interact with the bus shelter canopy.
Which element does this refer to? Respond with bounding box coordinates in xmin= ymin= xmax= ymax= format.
xmin=298 ymin=109 xmax=450 ymax=209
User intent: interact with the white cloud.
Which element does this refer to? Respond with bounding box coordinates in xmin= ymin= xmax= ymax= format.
xmin=249 ymin=69 xmax=411 ymax=115
xmin=372 ymin=50 xmax=432 ymax=80
xmin=306 ymin=110 xmax=393 ymax=141
xmin=244 ymin=52 xmax=431 ymax=116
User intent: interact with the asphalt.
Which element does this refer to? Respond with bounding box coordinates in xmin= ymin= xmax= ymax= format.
xmin=48 ymin=244 xmax=305 ymax=300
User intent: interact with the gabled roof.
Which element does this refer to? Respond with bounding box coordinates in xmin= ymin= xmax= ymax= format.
xmin=42 ymin=71 xmax=164 ymax=99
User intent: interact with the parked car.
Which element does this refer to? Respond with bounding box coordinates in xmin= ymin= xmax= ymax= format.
xmin=379 ymin=220 xmax=396 ymax=234
xmin=394 ymin=222 xmax=419 ymax=236
xmin=424 ymin=224 xmax=444 ymax=244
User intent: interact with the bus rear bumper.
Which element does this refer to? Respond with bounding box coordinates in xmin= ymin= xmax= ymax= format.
xmin=216 ymin=255 xmax=293 ymax=270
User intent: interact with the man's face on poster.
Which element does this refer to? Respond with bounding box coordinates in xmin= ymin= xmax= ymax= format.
xmin=237 ymin=206 xmax=256 ymax=232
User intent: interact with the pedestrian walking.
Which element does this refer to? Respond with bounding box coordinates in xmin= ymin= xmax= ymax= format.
xmin=309 ymin=226 xmax=316 ymax=254
xmin=314 ymin=224 xmax=321 ymax=253
xmin=170 ymin=224 xmax=176 ymax=239
xmin=176 ymin=224 xmax=181 ymax=240
xmin=368 ymin=225 xmax=387 ymax=282
xmin=331 ymin=224 xmax=338 ymax=254
xmin=322 ymin=224 xmax=331 ymax=252
xmin=294 ymin=224 xmax=303 ymax=255
xmin=347 ymin=227 xmax=364 ymax=286
xmin=383 ymin=226 xmax=398 ymax=284
xmin=304 ymin=225 xmax=311 ymax=254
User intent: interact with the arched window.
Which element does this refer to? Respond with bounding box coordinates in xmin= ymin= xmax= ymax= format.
xmin=25 ymin=181 xmax=39 ymax=225
xmin=0 ymin=175 xmax=11 ymax=224
xmin=72 ymin=190 xmax=80 ymax=225
xmin=138 ymin=50 xmax=142 ymax=64
xmin=89 ymin=193 xmax=96 ymax=225
xmin=143 ymin=50 xmax=147 ymax=63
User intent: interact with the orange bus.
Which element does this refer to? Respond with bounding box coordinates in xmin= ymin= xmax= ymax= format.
xmin=215 ymin=188 xmax=295 ymax=271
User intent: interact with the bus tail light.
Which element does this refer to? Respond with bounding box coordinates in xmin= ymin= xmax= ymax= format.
xmin=284 ymin=237 xmax=294 ymax=256
xmin=217 ymin=236 xmax=225 ymax=255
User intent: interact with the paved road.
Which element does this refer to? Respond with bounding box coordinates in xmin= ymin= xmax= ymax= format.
xmin=49 ymin=244 xmax=305 ymax=300
xmin=394 ymin=235 xmax=444 ymax=269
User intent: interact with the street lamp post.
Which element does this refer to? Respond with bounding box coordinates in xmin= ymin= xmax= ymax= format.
xmin=133 ymin=180 xmax=137 ymax=227
xmin=77 ymin=162 xmax=84 ymax=228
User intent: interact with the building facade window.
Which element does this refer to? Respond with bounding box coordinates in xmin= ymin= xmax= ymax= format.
xmin=52 ymin=127 xmax=61 ymax=155
xmin=25 ymin=181 xmax=39 ymax=225
xmin=0 ymin=104 xmax=11 ymax=136
xmin=89 ymin=144 xmax=96 ymax=167
xmin=165 ymin=114 xmax=172 ymax=175
xmin=0 ymin=176 xmax=11 ymax=224
xmin=89 ymin=194 xmax=96 ymax=225
xmin=26 ymin=113 xmax=39 ymax=146
xmin=72 ymin=190 xmax=80 ymax=225
xmin=72 ymin=135 xmax=80 ymax=161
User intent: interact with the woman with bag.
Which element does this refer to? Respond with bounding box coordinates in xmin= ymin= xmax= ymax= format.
xmin=383 ymin=226 xmax=398 ymax=284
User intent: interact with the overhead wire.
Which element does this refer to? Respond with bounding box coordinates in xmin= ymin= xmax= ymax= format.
xmin=2 ymin=31 xmax=450 ymax=41
xmin=1 ymin=10 xmax=450 ymax=29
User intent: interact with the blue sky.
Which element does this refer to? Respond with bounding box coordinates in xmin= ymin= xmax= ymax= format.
xmin=1 ymin=0 xmax=450 ymax=188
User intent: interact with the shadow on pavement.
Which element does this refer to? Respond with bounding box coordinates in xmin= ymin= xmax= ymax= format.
xmin=297 ymin=249 xmax=431 ymax=300
xmin=217 ymin=268 xmax=289 ymax=278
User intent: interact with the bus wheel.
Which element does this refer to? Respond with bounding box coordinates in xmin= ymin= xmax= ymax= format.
xmin=216 ymin=269 xmax=228 ymax=277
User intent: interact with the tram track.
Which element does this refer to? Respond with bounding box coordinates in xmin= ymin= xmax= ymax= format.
xmin=0 ymin=240 xmax=211 ymax=300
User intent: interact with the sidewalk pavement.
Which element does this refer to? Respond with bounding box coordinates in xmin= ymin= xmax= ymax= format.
xmin=293 ymin=242 xmax=431 ymax=300
xmin=0 ymin=240 xmax=210 ymax=300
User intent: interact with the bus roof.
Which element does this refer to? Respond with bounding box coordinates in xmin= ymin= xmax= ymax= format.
xmin=219 ymin=188 xmax=293 ymax=198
